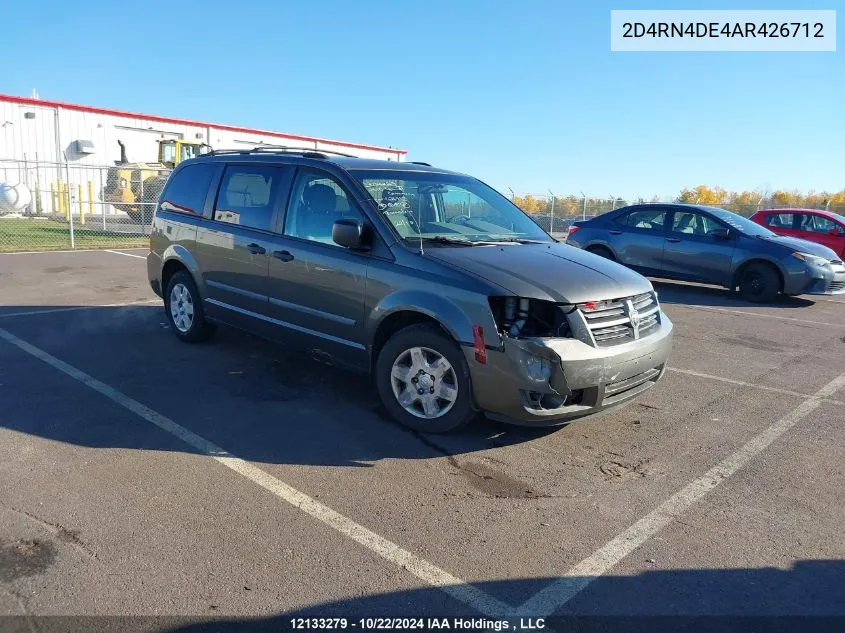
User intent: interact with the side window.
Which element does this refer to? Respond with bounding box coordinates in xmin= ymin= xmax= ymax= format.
xmin=626 ymin=208 xmax=666 ymax=231
xmin=284 ymin=171 xmax=363 ymax=245
xmin=764 ymin=213 xmax=794 ymax=228
xmin=671 ymin=212 xmax=724 ymax=236
xmin=800 ymin=214 xmax=836 ymax=234
xmin=160 ymin=163 xmax=216 ymax=215
xmin=213 ymin=165 xmax=283 ymax=232
xmin=161 ymin=143 xmax=176 ymax=165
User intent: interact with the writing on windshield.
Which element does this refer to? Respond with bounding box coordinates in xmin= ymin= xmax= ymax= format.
xmin=350 ymin=171 xmax=551 ymax=244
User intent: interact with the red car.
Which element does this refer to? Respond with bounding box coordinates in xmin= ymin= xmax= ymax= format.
xmin=750 ymin=208 xmax=845 ymax=258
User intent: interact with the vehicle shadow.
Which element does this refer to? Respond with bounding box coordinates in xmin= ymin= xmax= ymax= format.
xmin=0 ymin=304 xmax=561 ymax=468
xmin=29 ymin=560 xmax=841 ymax=632
xmin=650 ymin=279 xmax=817 ymax=310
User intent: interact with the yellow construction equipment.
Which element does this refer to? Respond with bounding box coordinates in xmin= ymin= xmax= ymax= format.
xmin=102 ymin=138 xmax=212 ymax=224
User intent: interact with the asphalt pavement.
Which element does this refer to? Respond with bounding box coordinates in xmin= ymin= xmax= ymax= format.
xmin=0 ymin=249 xmax=843 ymax=632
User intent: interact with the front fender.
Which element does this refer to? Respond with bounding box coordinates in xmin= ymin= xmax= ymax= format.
xmin=731 ymin=255 xmax=793 ymax=290
xmin=368 ymin=290 xmax=478 ymax=345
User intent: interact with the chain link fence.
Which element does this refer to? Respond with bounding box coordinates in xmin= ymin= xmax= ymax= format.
xmin=0 ymin=158 xmax=169 ymax=252
xmin=3 ymin=159 xmax=844 ymax=251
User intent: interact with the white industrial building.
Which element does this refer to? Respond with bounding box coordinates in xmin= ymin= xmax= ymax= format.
xmin=0 ymin=93 xmax=405 ymax=164
xmin=0 ymin=93 xmax=405 ymax=216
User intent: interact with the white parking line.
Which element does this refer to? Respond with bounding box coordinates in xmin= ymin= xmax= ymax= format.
xmin=0 ymin=248 xmax=149 ymax=255
xmin=105 ymin=249 xmax=148 ymax=260
xmin=516 ymin=370 xmax=845 ymax=617
xmin=805 ymin=296 xmax=845 ymax=305
xmin=667 ymin=366 xmax=845 ymax=406
xmin=0 ymin=300 xmax=159 ymax=319
xmin=672 ymin=305 xmax=845 ymax=328
xmin=0 ymin=327 xmax=511 ymax=618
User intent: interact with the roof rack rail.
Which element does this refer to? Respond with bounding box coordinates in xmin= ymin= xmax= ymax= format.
xmin=408 ymin=161 xmax=431 ymax=166
xmin=204 ymin=145 xmax=356 ymax=159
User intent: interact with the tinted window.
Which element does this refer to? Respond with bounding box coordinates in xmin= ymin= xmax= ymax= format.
xmin=160 ymin=163 xmax=216 ymax=215
xmin=626 ymin=208 xmax=666 ymax=231
xmin=800 ymin=214 xmax=837 ymax=234
xmin=284 ymin=171 xmax=364 ymax=245
xmin=764 ymin=213 xmax=795 ymax=228
xmin=213 ymin=165 xmax=283 ymax=232
xmin=671 ymin=212 xmax=725 ymax=236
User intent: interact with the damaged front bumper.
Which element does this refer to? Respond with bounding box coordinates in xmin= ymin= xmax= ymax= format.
xmin=466 ymin=313 xmax=673 ymax=426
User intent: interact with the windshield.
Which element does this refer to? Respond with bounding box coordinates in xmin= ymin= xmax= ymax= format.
xmin=181 ymin=144 xmax=211 ymax=161
xmin=349 ymin=170 xmax=552 ymax=244
xmin=704 ymin=206 xmax=775 ymax=237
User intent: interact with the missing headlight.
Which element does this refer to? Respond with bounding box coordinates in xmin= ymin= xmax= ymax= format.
xmin=488 ymin=297 xmax=573 ymax=339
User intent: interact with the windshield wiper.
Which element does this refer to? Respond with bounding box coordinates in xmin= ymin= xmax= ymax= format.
xmin=482 ymin=236 xmax=548 ymax=244
xmin=416 ymin=235 xmax=475 ymax=246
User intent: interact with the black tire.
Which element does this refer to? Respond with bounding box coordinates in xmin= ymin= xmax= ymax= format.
xmin=164 ymin=270 xmax=216 ymax=343
xmin=375 ymin=323 xmax=476 ymax=433
xmin=738 ymin=263 xmax=781 ymax=303
xmin=587 ymin=245 xmax=616 ymax=261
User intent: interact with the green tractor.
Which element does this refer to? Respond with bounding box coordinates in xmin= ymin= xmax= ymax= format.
xmin=103 ymin=139 xmax=212 ymax=224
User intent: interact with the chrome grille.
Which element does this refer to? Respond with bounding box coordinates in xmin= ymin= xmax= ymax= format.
xmin=828 ymin=280 xmax=845 ymax=293
xmin=577 ymin=292 xmax=660 ymax=347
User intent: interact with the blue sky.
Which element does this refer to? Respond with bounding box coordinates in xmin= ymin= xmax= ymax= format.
xmin=1 ymin=0 xmax=842 ymax=199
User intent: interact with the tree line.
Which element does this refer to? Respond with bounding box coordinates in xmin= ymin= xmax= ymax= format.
xmin=511 ymin=185 xmax=845 ymax=219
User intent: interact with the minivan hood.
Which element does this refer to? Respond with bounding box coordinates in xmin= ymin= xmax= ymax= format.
xmin=762 ymin=234 xmax=839 ymax=260
xmin=425 ymin=242 xmax=653 ymax=304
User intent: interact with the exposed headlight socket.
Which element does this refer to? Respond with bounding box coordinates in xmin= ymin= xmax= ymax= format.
xmin=525 ymin=356 xmax=552 ymax=382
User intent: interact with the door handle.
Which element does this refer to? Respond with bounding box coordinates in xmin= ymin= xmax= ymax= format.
xmin=608 ymin=229 xmax=622 ymax=235
xmin=666 ymin=237 xmax=681 ymax=243
xmin=246 ymin=243 xmax=266 ymax=255
xmin=273 ymin=250 xmax=295 ymax=262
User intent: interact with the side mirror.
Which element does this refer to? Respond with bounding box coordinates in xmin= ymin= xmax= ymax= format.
xmin=827 ymin=227 xmax=843 ymax=236
xmin=711 ymin=227 xmax=731 ymax=240
xmin=332 ymin=218 xmax=370 ymax=250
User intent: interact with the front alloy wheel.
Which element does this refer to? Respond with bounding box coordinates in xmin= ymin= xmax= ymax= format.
xmin=390 ymin=346 xmax=458 ymax=419
xmin=375 ymin=323 xmax=475 ymax=433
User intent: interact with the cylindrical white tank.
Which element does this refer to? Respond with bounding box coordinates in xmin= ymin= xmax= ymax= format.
xmin=0 ymin=182 xmax=33 ymax=215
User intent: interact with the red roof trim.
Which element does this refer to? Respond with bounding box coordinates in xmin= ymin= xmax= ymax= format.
xmin=0 ymin=94 xmax=407 ymax=155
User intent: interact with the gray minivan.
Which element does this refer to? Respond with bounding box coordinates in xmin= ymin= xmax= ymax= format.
xmin=147 ymin=148 xmax=673 ymax=433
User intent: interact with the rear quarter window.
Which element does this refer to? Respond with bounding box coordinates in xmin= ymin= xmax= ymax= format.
xmin=626 ymin=209 xmax=666 ymax=230
xmin=160 ymin=163 xmax=217 ymax=215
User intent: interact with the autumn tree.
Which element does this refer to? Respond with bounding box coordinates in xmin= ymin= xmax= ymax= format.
xmin=769 ymin=190 xmax=802 ymax=209
xmin=677 ymin=185 xmax=728 ymax=205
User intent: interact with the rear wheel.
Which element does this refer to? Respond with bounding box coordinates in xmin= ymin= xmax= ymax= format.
xmin=375 ymin=324 xmax=475 ymax=433
xmin=164 ymin=270 xmax=216 ymax=343
xmin=587 ymin=245 xmax=616 ymax=261
xmin=738 ymin=263 xmax=780 ymax=303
